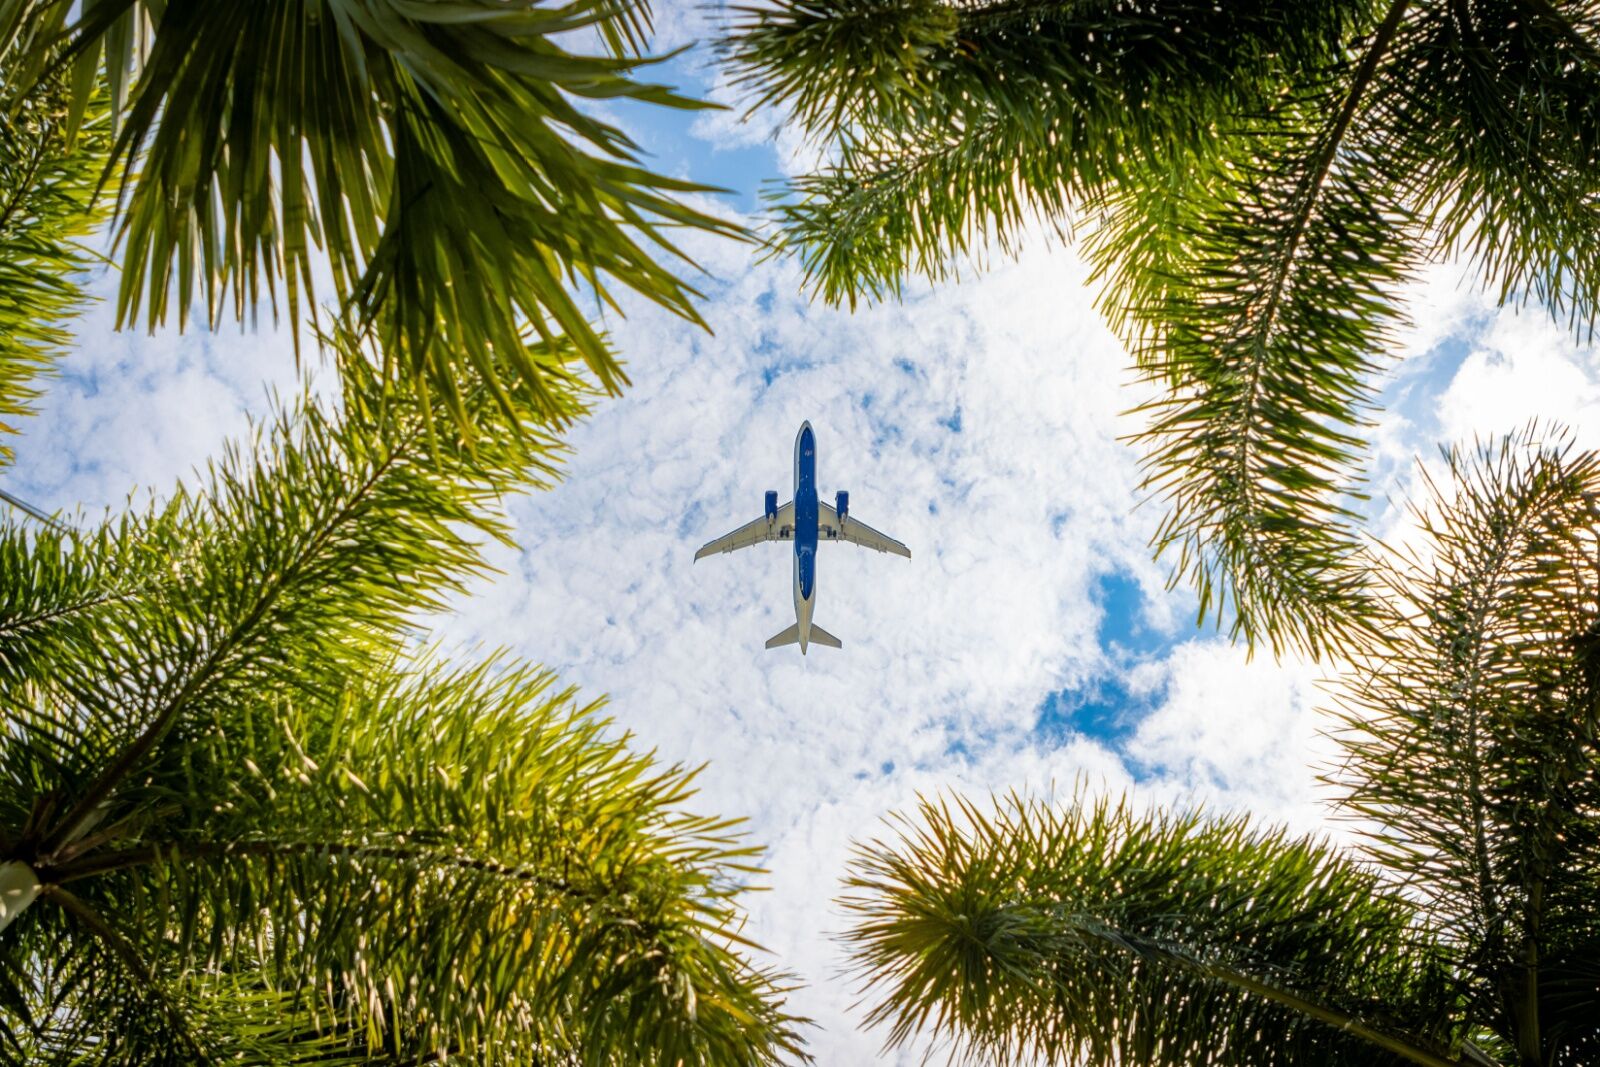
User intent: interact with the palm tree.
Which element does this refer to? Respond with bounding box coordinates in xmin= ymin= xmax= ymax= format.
xmin=0 ymin=347 xmax=809 ymax=1063
xmin=0 ymin=0 xmax=741 ymax=432
xmin=721 ymin=0 xmax=1600 ymax=659
xmin=838 ymin=428 xmax=1600 ymax=1066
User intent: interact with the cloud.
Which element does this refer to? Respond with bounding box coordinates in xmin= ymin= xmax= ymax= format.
xmin=418 ymin=225 xmax=1220 ymax=1058
xmin=8 ymin=256 xmax=322 ymax=517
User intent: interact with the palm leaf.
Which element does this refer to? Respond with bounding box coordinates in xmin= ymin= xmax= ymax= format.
xmin=843 ymin=790 xmax=1464 ymax=1066
xmin=9 ymin=0 xmax=742 ymax=432
xmin=1331 ymin=425 xmax=1600 ymax=1064
xmin=0 ymin=56 xmax=113 ymax=464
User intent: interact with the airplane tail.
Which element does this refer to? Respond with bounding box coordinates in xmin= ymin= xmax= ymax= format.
xmin=764 ymin=623 xmax=843 ymax=651
xmin=764 ymin=624 xmax=800 ymax=649
xmin=809 ymin=624 xmax=842 ymax=649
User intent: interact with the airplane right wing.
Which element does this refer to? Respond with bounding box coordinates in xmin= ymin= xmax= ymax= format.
xmin=694 ymin=501 xmax=794 ymax=560
xmin=818 ymin=502 xmax=911 ymax=558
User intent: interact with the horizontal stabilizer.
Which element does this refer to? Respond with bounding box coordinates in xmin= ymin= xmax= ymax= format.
xmin=808 ymin=624 xmax=842 ymax=649
xmin=763 ymin=623 xmax=844 ymax=651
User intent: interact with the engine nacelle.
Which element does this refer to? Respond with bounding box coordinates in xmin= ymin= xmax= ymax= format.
xmin=835 ymin=490 xmax=849 ymax=528
xmin=765 ymin=490 xmax=779 ymax=525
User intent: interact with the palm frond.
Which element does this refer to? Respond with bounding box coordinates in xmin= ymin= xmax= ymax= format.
xmin=1332 ymin=425 xmax=1600 ymax=1062
xmin=0 ymin=58 xmax=113 ymax=464
xmin=34 ymin=657 xmax=807 ymax=1063
xmin=842 ymin=790 xmax=1462 ymax=1066
xmin=1384 ymin=0 xmax=1600 ymax=333
xmin=723 ymin=0 xmax=1365 ymax=307
xmin=9 ymin=0 xmax=740 ymax=432
xmin=1114 ymin=56 xmax=1417 ymax=657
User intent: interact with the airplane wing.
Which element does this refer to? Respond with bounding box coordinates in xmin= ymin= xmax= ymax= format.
xmin=818 ymin=501 xmax=911 ymax=558
xmin=694 ymin=501 xmax=794 ymax=560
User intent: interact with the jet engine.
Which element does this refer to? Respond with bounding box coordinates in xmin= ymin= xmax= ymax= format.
xmin=835 ymin=491 xmax=849 ymax=528
xmin=765 ymin=490 xmax=778 ymax=526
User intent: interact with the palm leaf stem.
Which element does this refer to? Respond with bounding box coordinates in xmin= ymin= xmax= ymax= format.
xmin=34 ymin=437 xmax=406 ymax=860
xmin=1515 ymin=879 xmax=1540 ymax=1066
xmin=1078 ymin=920 xmax=1485 ymax=1067
xmin=1227 ymin=0 xmax=1409 ymax=527
xmin=0 ymin=486 xmax=63 ymax=528
xmin=43 ymin=882 xmax=210 ymax=1063
xmin=0 ymin=584 xmax=140 ymax=641
xmin=0 ymin=123 xmax=47 ymax=232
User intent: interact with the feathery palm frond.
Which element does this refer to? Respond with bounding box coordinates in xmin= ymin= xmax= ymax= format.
xmin=4 ymin=0 xmax=742 ymax=431
xmin=0 ymin=56 xmax=112 ymax=464
xmin=1333 ymin=426 xmax=1600 ymax=1066
xmin=723 ymin=0 xmax=1600 ymax=659
xmin=0 ymin=338 xmax=808 ymax=1062
xmin=843 ymin=791 xmax=1461 ymax=1067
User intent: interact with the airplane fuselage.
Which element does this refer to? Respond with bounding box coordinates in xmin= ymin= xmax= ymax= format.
xmin=792 ymin=421 xmax=819 ymax=652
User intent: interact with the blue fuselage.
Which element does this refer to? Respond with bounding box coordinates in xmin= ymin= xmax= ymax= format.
xmin=792 ymin=423 xmax=819 ymax=642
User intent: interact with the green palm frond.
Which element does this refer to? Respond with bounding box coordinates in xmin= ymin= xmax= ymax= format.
xmin=723 ymin=0 xmax=1600 ymax=659
xmin=1 ymin=901 xmax=357 ymax=1066
xmin=725 ymin=0 xmax=1361 ymax=307
xmin=6 ymin=0 xmax=742 ymax=431
xmin=0 ymin=337 xmax=808 ymax=1062
xmin=842 ymin=791 xmax=1462 ymax=1066
xmin=1115 ymin=63 xmax=1416 ymax=656
xmin=1386 ymin=0 xmax=1600 ymax=330
xmin=1332 ymin=425 xmax=1600 ymax=1065
xmin=15 ymin=660 xmax=805 ymax=1063
xmin=0 ymin=57 xmax=112 ymax=464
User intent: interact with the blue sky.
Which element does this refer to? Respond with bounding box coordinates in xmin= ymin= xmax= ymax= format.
xmin=13 ymin=13 xmax=1600 ymax=1062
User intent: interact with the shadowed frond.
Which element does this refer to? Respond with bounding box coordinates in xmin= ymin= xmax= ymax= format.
xmin=1333 ymin=425 xmax=1600 ymax=1065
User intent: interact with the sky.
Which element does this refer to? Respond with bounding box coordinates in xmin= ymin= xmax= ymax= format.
xmin=12 ymin=13 xmax=1600 ymax=1064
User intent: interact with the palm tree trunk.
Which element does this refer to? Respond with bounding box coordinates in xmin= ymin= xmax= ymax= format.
xmin=0 ymin=860 xmax=39 ymax=933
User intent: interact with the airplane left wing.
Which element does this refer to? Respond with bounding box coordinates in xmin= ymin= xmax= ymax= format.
xmin=695 ymin=501 xmax=794 ymax=560
xmin=818 ymin=502 xmax=911 ymax=558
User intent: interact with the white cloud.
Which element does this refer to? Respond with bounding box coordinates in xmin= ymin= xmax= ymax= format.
xmin=9 ymin=259 xmax=323 ymax=517
xmin=1122 ymin=640 xmax=1342 ymax=838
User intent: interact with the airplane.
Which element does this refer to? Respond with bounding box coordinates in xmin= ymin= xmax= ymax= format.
xmin=695 ymin=421 xmax=910 ymax=653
